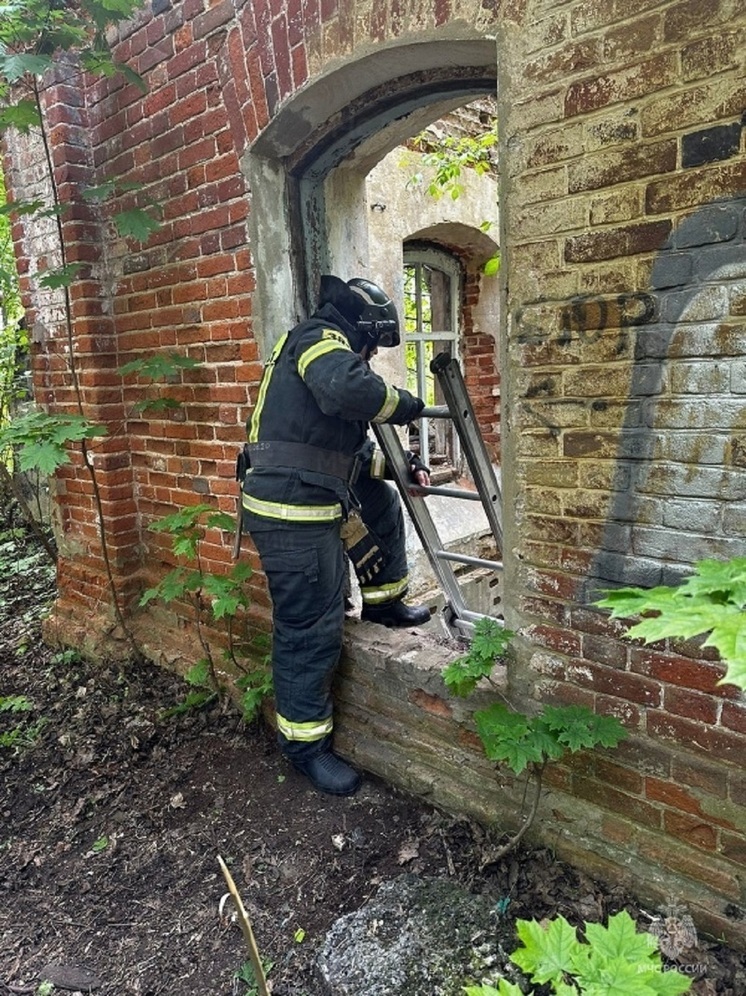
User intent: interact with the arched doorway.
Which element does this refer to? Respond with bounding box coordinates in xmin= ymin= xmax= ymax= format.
xmin=242 ymin=34 xmax=497 ymax=358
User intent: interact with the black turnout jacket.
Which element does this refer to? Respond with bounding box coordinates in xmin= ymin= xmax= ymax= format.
xmin=241 ymin=303 xmax=423 ymax=528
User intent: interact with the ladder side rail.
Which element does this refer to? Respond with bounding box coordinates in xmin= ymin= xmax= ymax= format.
xmin=430 ymin=353 xmax=503 ymax=553
xmin=371 ymin=422 xmax=469 ymax=626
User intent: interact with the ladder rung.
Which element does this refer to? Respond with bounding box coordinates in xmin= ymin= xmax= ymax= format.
xmin=413 ymin=484 xmax=484 ymax=501
xmin=420 ymin=405 xmax=451 ymax=419
xmin=435 ymin=551 xmax=503 ymax=571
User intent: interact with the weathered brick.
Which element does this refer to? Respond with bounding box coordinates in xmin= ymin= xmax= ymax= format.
xmin=568 ymin=140 xmax=677 ymax=193
xmin=647 ymin=710 xmax=742 ymax=765
xmin=646 ymin=159 xmax=746 ymax=213
xmin=565 ymin=221 xmax=672 ymax=262
xmin=682 ymin=122 xmax=742 ymax=168
xmin=663 ymin=810 xmax=718 ymax=851
xmin=663 ymin=0 xmax=734 ymax=44
xmin=565 ymin=54 xmax=676 ymax=118
xmin=682 ymin=29 xmax=744 ymax=81
xmin=573 ymin=775 xmax=662 ymax=828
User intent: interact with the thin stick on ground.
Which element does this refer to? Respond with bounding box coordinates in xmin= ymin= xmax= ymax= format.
xmin=217 ymin=855 xmax=270 ymax=996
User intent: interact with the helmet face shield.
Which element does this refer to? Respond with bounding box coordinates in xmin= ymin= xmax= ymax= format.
xmin=372 ymin=322 xmax=400 ymax=348
xmin=346 ymin=277 xmax=401 ymax=349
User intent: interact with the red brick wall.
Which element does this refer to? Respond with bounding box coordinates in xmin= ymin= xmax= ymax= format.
xmin=3 ymin=0 xmax=745 ymax=949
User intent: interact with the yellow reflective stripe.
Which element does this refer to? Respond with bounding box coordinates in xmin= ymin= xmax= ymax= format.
xmin=297 ymin=336 xmax=349 ymax=380
xmin=248 ymin=333 xmax=288 ymax=443
xmin=360 ymin=575 xmax=410 ymax=605
xmin=321 ymin=328 xmax=348 ymax=346
xmin=243 ymin=492 xmax=342 ymax=523
xmin=371 ymin=383 xmax=400 ymax=423
xmin=276 ymin=712 xmax=333 ymax=742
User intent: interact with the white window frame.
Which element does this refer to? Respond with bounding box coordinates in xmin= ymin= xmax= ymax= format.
xmin=403 ymin=246 xmax=462 ymax=471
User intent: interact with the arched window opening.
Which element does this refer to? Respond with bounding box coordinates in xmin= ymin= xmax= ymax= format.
xmin=403 ymin=246 xmax=462 ymax=478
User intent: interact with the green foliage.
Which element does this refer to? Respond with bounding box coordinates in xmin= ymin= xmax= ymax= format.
xmin=0 ymin=692 xmax=46 ymax=750
xmin=510 ymin=910 xmax=690 ymax=995
xmin=0 ymin=694 xmax=32 ymax=713
xmin=159 ymin=659 xmax=218 ymax=718
xmin=596 ymin=557 xmax=746 ymax=691
xmin=0 ymin=0 xmax=146 ymax=106
xmin=38 ymin=262 xmax=84 ymax=290
xmin=143 ymin=505 xmax=272 ymax=723
xmin=0 ymin=170 xmax=25 ymax=436
xmin=234 ymin=957 xmax=274 ymax=996
xmin=0 ymin=409 xmax=107 ymax=474
xmin=143 ymin=504 xmax=236 ymax=562
xmin=443 ymin=617 xmax=627 ymax=860
xmin=443 ymin=616 xmax=514 ymax=697
xmin=403 ymin=125 xmax=500 ymax=276
xmin=119 ymin=352 xmax=201 ymax=414
xmin=408 ymin=129 xmax=497 ymax=201
xmin=473 ymin=703 xmax=626 ymax=776
xmin=236 ymin=666 xmax=273 ymax=725
xmin=119 ymin=352 xmax=201 ymax=380
xmin=90 ymin=835 xmax=109 ymax=854
xmin=466 ymin=911 xmax=692 ymax=995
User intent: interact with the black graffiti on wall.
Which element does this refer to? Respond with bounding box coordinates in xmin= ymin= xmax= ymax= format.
xmin=558 ymin=291 xmax=657 ymax=345
xmin=582 ymin=197 xmax=746 ymax=598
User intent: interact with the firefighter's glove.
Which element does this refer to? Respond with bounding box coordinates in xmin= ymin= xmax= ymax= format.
xmin=408 ymin=453 xmax=430 ymax=482
xmin=340 ymin=510 xmax=384 ymax=584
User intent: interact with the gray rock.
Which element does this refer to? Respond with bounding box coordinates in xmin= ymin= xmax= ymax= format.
xmin=317 ymin=876 xmax=510 ymax=996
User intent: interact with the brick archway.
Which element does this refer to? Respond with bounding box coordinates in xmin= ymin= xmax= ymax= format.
xmin=243 ymin=34 xmax=497 ymax=358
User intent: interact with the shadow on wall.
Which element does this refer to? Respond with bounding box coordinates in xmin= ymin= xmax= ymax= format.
xmin=581 ymin=197 xmax=746 ymax=598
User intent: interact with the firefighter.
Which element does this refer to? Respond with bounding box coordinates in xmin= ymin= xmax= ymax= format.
xmin=241 ymin=274 xmax=431 ymax=796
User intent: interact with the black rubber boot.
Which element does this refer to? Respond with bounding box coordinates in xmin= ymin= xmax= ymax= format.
xmin=361 ymin=599 xmax=431 ymax=628
xmin=292 ymin=749 xmax=362 ymax=796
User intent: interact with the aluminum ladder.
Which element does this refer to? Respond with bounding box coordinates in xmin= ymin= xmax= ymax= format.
xmin=371 ymin=351 xmax=504 ymax=639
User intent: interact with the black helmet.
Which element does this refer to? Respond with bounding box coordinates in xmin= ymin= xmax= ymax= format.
xmin=317 ymin=274 xmax=400 ymax=350
xmin=346 ymin=277 xmax=401 ymax=348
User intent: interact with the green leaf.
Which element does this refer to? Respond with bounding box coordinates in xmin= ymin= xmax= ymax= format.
xmin=540 ymin=705 xmax=627 ymax=752
xmin=119 ymin=352 xmax=200 ymax=379
xmin=0 ymin=99 xmax=41 ymax=131
xmin=0 ymin=695 xmax=32 ymax=712
xmin=627 ymin=603 xmax=737 ymax=644
xmin=474 ymin=703 xmax=544 ymax=774
xmin=483 ymin=254 xmax=501 ymax=277
xmin=201 ymin=573 xmax=247 ymax=619
xmin=130 ymin=397 xmax=181 ymax=414
xmin=147 ymin=504 xmax=213 ymax=533
xmin=83 ymin=178 xmax=145 ymax=202
xmin=596 ymin=559 xmax=746 ymax=691
xmin=582 ymin=960 xmax=658 ymax=996
xmin=0 ymin=52 xmax=52 ymax=80
xmin=584 ymin=910 xmax=658 ymax=965
xmin=39 ymin=263 xmax=84 ymax=289
xmin=0 ymin=410 xmax=107 ymax=474
xmin=472 ymin=617 xmax=513 ymax=659
xmin=206 ymin=511 xmax=237 ymax=532
xmin=229 ymin=561 xmax=252 ymax=584
xmin=510 ymin=915 xmax=580 ymax=984
xmin=114 ymin=60 xmax=147 ymax=91
xmin=139 ymin=567 xmax=201 ymax=605
xmin=113 ymin=207 xmax=161 ymax=241
xmin=185 ymin=659 xmax=211 ymax=688
xmin=17 ymin=440 xmax=68 ymax=475
xmin=679 ymin=557 xmax=746 ymax=605
xmin=0 ymin=198 xmax=45 ymax=217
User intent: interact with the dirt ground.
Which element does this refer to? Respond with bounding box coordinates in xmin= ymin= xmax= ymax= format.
xmin=1 ymin=526 xmax=745 ymax=996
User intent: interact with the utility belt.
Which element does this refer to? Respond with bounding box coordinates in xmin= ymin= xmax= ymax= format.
xmin=237 ymin=441 xmax=359 ymax=484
